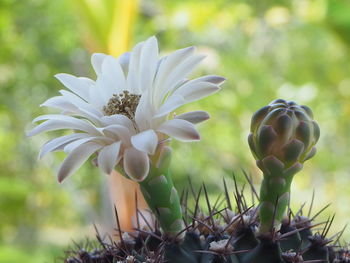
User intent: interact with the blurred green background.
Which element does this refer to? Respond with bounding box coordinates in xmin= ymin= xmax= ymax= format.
xmin=1 ymin=0 xmax=350 ymax=262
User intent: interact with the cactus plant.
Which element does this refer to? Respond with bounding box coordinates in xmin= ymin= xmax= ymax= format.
xmin=63 ymin=100 xmax=349 ymax=263
xmin=64 ymin=181 xmax=347 ymax=263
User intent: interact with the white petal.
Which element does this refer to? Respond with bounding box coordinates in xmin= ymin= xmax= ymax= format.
xmin=39 ymin=133 xmax=90 ymax=159
xmin=134 ymin=91 xmax=152 ymax=131
xmin=60 ymin=90 xmax=102 ymax=118
xmin=32 ymin=114 xmax=98 ymax=128
xmin=154 ymin=46 xmax=195 ymax=91
xmin=58 ymin=142 xmax=102 ymax=182
xmin=100 ymin=115 xmax=135 ymax=132
xmin=41 ymin=96 xmax=101 ymax=124
xmin=89 ymin=83 xmax=108 ymax=110
xmin=32 ymin=114 xmax=63 ymax=123
xmin=154 ymin=94 xmax=185 ymax=118
xmin=101 ymin=55 xmax=121 ymax=75
xmin=91 ymin=53 xmax=108 ymax=75
xmin=127 ymin=41 xmax=144 ymax=94
xmin=139 ymin=36 xmax=158 ymax=92
xmin=55 ymin=73 xmax=90 ymax=101
xmin=191 ymin=75 xmax=226 ymax=85
xmin=79 ymin=77 xmax=95 ymax=87
xmin=158 ymin=119 xmax=200 ymax=142
xmin=161 ymin=54 xmax=206 ymax=97
xmin=173 ymin=81 xmax=220 ymax=103
xmin=49 ymin=95 xmax=101 ymax=124
xmin=97 ymin=55 xmax=127 ymax=100
xmin=79 ymin=76 xmax=102 ymax=109
xmin=119 ymin=52 xmax=131 ymax=74
xmin=123 ymin=147 xmax=149 ymax=182
xmin=131 ymin=129 xmax=158 ymax=155
xmin=175 ymin=111 xmax=210 ymax=124
xmin=101 ymin=124 xmax=132 ymax=143
xmin=72 ymin=108 xmax=102 ymax=125
xmin=97 ymin=141 xmax=121 ymax=174
xmin=40 ymin=96 xmax=76 ymax=111
xmin=41 ymin=96 xmax=101 ymax=123
xmin=63 ymin=136 xmax=111 ymax=153
xmin=28 ymin=116 xmax=101 ymax=137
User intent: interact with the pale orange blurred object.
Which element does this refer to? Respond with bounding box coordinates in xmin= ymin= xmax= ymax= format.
xmin=108 ymin=171 xmax=147 ymax=231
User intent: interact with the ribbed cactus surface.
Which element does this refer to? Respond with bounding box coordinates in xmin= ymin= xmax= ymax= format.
xmin=64 ymin=188 xmax=347 ymax=263
xmin=64 ymin=100 xmax=349 ymax=263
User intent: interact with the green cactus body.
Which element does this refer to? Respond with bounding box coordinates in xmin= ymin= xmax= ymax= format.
xmin=65 ymin=180 xmax=340 ymax=263
xmin=279 ymin=219 xmax=302 ymax=252
xmin=248 ymin=99 xmax=320 ymax=233
xmin=243 ymin=237 xmax=284 ymax=263
xmin=66 ymin=208 xmax=339 ymax=263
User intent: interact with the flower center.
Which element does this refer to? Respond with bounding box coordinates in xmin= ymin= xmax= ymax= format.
xmin=103 ymin=90 xmax=141 ymax=119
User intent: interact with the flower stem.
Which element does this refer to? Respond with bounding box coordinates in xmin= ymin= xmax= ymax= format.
xmin=259 ymin=174 xmax=292 ymax=234
xmin=138 ymin=147 xmax=184 ymax=238
xmin=258 ymin=159 xmax=303 ymax=234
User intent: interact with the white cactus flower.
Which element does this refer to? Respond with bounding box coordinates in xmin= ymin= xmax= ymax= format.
xmin=28 ymin=36 xmax=225 ymax=182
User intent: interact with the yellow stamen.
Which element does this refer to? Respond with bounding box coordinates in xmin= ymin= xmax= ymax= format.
xmin=103 ymin=90 xmax=141 ymax=119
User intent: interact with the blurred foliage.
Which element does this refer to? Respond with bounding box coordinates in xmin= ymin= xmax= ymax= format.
xmin=1 ymin=0 xmax=350 ymax=262
xmin=70 ymin=0 xmax=138 ymax=55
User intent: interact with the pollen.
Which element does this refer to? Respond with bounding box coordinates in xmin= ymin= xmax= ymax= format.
xmin=103 ymin=90 xmax=141 ymax=119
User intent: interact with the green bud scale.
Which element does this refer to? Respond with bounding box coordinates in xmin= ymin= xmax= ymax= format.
xmin=248 ymin=99 xmax=320 ymax=233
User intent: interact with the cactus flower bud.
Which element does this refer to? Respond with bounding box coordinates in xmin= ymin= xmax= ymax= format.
xmin=248 ymin=99 xmax=320 ymax=234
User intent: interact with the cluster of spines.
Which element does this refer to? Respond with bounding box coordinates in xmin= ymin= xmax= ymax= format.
xmin=64 ymin=176 xmax=348 ymax=263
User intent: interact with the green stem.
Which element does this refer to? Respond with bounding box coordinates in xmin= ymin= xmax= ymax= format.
xmin=138 ymin=148 xmax=184 ymax=238
xmin=258 ymin=157 xmax=303 ymax=234
xmin=259 ymin=175 xmax=292 ymax=233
